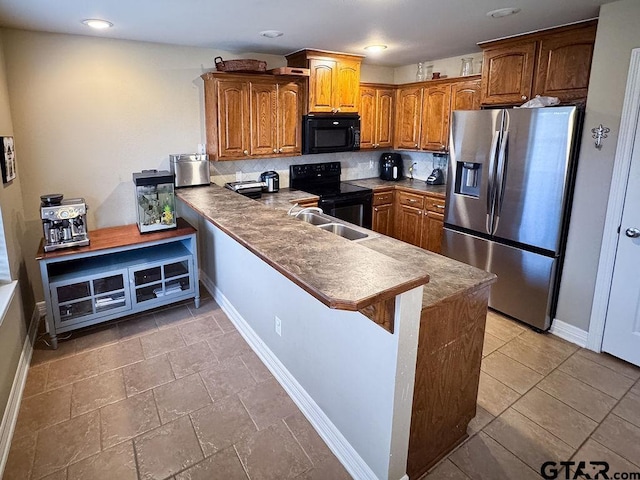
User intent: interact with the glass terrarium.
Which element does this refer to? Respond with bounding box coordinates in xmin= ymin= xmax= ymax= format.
xmin=132 ymin=170 xmax=177 ymax=233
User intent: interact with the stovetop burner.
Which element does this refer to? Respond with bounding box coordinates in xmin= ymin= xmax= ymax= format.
xmin=289 ymin=161 xmax=371 ymax=197
xmin=302 ymin=181 xmax=371 ymax=198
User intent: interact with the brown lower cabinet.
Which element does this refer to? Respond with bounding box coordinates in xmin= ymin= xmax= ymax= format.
xmin=371 ymin=187 xmax=446 ymax=254
xmin=421 ymin=211 xmax=444 ymax=254
xmin=372 ymin=189 xmax=395 ymax=237
xmin=408 ymin=283 xmax=490 ymax=478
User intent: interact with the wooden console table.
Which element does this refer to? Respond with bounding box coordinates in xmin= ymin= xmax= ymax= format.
xmin=36 ymin=218 xmax=199 ymax=348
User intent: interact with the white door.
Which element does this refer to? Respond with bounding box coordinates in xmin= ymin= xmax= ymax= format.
xmin=601 ymin=113 xmax=640 ymax=366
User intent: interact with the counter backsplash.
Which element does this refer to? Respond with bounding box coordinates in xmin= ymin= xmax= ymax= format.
xmin=209 ymin=150 xmax=448 ymax=188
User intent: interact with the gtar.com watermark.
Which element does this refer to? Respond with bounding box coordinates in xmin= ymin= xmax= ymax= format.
xmin=541 ymin=461 xmax=640 ymax=480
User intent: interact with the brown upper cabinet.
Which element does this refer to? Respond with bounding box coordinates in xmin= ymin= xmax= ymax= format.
xmin=286 ymin=49 xmax=363 ymax=113
xmin=202 ymin=72 xmax=304 ymax=160
xmin=360 ymin=84 xmax=395 ymax=150
xmin=394 ymin=76 xmax=481 ymax=152
xmin=395 ymin=85 xmax=423 ymax=150
xmin=479 ymin=20 xmax=597 ymax=106
xmin=420 ymin=84 xmax=452 ymax=152
xmin=451 ymin=79 xmax=482 ymax=111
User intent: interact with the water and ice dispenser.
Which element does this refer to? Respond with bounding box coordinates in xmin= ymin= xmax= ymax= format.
xmin=455 ymin=162 xmax=482 ymax=197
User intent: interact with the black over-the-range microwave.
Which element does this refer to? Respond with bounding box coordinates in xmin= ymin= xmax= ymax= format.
xmin=302 ymin=114 xmax=360 ymax=154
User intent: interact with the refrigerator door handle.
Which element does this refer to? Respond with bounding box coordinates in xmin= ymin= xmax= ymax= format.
xmin=486 ymin=130 xmax=500 ymax=235
xmin=493 ymin=130 xmax=509 ymax=234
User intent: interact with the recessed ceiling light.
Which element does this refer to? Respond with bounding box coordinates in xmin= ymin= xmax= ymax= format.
xmin=364 ymin=45 xmax=388 ymax=53
xmin=260 ymin=30 xmax=284 ymax=38
xmin=486 ymin=7 xmax=521 ymax=18
xmin=82 ymin=19 xmax=113 ymax=29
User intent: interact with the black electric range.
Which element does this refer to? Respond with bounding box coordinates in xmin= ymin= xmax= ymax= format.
xmin=290 ymin=162 xmax=373 ymax=228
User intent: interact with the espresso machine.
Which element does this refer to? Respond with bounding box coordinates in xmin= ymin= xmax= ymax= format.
xmin=40 ymin=194 xmax=90 ymax=252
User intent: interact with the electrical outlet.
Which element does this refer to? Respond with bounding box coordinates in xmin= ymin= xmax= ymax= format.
xmin=235 ymin=171 xmax=243 ymax=182
xmin=197 ymin=143 xmax=206 ymax=155
xmin=275 ymin=316 xmax=282 ymax=336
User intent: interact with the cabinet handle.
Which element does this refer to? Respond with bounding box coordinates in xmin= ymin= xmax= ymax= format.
xmin=521 ymin=95 xmax=528 ymax=100
xmin=273 ymin=149 xmax=278 ymax=153
xmin=414 ymin=143 xmax=418 ymax=148
xmin=435 ymin=204 xmax=445 ymax=209
xmin=374 ymin=207 xmax=378 ymax=212
xmin=408 ymin=199 xmax=417 ymax=203
xmin=279 ymin=148 xmax=283 ymax=153
xmin=335 ymin=108 xmax=341 ymax=113
xmin=243 ymin=150 xmax=249 ymax=155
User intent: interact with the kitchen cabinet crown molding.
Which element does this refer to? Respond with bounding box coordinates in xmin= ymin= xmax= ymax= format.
xmin=477 ymin=18 xmax=597 ymax=49
xmin=479 ymin=19 xmax=597 ymax=106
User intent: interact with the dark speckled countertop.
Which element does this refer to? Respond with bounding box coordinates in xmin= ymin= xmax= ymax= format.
xmin=178 ymin=183 xmax=494 ymax=313
xmin=347 ymin=177 xmax=447 ymax=197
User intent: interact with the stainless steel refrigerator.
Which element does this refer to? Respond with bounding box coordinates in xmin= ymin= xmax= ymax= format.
xmin=442 ymin=106 xmax=580 ymax=330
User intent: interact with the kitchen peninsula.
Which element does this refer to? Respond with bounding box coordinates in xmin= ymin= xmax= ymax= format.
xmin=177 ymin=184 xmax=495 ymax=480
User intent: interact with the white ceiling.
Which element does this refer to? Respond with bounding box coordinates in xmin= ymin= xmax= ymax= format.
xmin=0 ymin=0 xmax=615 ymax=67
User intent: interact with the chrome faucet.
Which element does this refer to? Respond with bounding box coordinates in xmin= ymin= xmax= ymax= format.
xmin=291 ymin=206 xmax=323 ymax=217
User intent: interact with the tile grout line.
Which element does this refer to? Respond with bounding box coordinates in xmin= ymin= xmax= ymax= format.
xmin=281 ymin=417 xmax=315 ymax=472
xmin=233 ymin=443 xmax=252 ymax=480
xmin=473 ymin=336 xmax=598 ymax=475
xmin=574 ymin=349 xmax=640 ymax=381
xmin=487 ymin=346 xmax=637 ymax=472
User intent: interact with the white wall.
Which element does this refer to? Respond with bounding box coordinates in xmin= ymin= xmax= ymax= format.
xmin=556 ymin=0 xmax=640 ymax=331
xmin=0 ymin=29 xmax=285 ymax=301
xmin=0 ymin=32 xmax=31 ymax=426
xmin=394 ymin=52 xmax=484 ymax=84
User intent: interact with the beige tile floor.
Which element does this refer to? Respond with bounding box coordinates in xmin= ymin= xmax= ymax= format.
xmin=4 ymin=297 xmax=640 ymax=480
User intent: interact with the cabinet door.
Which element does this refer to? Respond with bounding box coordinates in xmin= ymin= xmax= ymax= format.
xmin=421 ymin=84 xmax=451 ymax=152
xmin=130 ymin=256 xmax=194 ymax=306
xmin=250 ymin=82 xmax=278 ymax=156
xmin=533 ymin=23 xmax=596 ymax=103
xmin=277 ymin=82 xmax=302 ymax=155
xmin=395 ymin=204 xmax=423 ymax=246
xmin=359 ymin=86 xmax=376 ymax=149
xmin=308 ymin=59 xmax=336 ymax=113
xmin=376 ymin=88 xmax=395 ymax=148
xmin=50 ymin=270 xmax=130 ymax=328
xmin=421 ymin=211 xmax=444 ymax=253
xmin=481 ymin=42 xmax=536 ymax=105
xmin=395 ymin=87 xmax=423 ymax=150
xmin=335 ymin=59 xmax=361 ymax=113
xmin=373 ymin=203 xmax=394 ymax=237
xmin=451 ymin=79 xmax=481 ymax=111
xmin=217 ymin=80 xmax=250 ymax=159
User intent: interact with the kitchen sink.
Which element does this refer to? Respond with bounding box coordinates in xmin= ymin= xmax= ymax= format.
xmin=318 ymin=223 xmax=369 ymax=241
xmin=292 ymin=209 xmax=374 ymax=241
xmin=296 ymin=212 xmax=332 ymax=225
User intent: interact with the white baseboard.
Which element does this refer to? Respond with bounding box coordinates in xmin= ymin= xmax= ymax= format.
xmin=199 ymin=272 xmax=382 ymax=480
xmin=0 ymin=301 xmax=44 ymax=476
xmin=550 ymin=318 xmax=588 ymax=348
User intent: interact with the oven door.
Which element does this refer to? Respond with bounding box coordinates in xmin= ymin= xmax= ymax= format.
xmin=319 ymin=192 xmax=372 ymax=229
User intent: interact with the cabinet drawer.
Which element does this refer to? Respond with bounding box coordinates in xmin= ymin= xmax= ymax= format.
xmin=373 ymin=190 xmax=394 ymax=206
xmin=425 ymin=196 xmax=446 ymax=213
xmin=397 ymin=191 xmax=424 ymax=209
